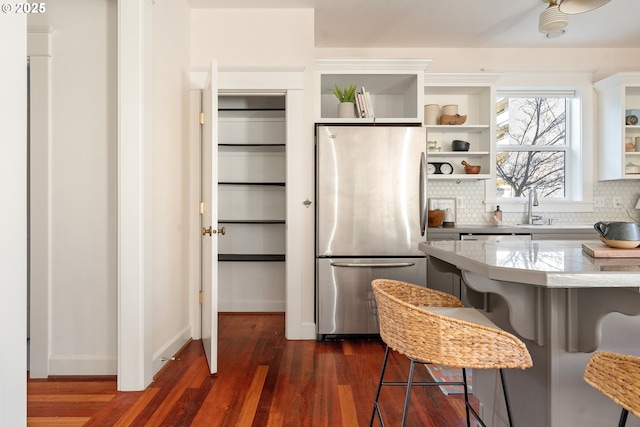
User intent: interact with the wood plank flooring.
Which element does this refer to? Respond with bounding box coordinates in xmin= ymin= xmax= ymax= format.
xmin=28 ymin=313 xmax=478 ymax=426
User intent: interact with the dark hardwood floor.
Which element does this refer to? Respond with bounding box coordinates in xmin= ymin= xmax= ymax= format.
xmin=27 ymin=313 xmax=478 ymax=426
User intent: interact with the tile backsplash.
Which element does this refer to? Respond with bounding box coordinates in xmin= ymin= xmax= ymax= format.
xmin=428 ymin=180 xmax=640 ymax=225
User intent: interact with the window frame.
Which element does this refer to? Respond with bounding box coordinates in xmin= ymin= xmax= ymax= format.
xmin=484 ymin=79 xmax=594 ymax=214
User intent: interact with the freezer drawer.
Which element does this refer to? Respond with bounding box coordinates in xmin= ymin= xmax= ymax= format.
xmin=316 ymin=257 xmax=426 ymax=339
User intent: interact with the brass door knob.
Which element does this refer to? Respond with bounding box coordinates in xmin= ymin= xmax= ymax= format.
xmin=202 ymin=226 xmax=225 ymax=236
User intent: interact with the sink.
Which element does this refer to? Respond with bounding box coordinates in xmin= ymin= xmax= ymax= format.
xmin=515 ymin=224 xmax=594 ymax=229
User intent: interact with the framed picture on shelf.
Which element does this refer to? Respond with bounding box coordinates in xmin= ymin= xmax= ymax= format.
xmin=428 ymin=198 xmax=456 ymax=226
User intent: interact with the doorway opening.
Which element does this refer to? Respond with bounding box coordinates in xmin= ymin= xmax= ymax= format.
xmin=217 ymin=94 xmax=287 ymax=314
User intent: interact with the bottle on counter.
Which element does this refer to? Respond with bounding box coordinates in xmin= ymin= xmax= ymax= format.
xmin=443 ymin=207 xmax=455 ymax=227
xmin=493 ymin=205 xmax=503 ymax=223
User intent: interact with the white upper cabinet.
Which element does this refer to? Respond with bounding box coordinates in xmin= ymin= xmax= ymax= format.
xmin=315 ymin=58 xmax=432 ymax=123
xmin=594 ymin=72 xmax=640 ymax=180
xmin=424 ymin=73 xmax=499 ymax=180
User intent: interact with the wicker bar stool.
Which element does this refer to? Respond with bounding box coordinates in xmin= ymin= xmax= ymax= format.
xmin=584 ymin=351 xmax=640 ymax=427
xmin=369 ymin=279 xmax=533 ymax=427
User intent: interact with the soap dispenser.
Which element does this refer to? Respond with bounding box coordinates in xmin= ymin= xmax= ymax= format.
xmin=493 ymin=206 xmax=503 ymax=223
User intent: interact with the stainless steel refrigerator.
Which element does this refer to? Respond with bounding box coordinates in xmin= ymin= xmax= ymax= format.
xmin=315 ymin=124 xmax=428 ymax=340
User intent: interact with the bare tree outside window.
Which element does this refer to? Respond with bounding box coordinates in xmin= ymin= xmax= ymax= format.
xmin=496 ymin=97 xmax=567 ymax=198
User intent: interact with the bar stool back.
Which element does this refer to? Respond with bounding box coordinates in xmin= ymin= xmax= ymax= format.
xmin=584 ymin=351 xmax=640 ymax=427
xmin=370 ymin=279 xmax=532 ymax=427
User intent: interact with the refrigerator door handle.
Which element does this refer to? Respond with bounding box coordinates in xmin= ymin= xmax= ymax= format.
xmin=419 ymin=152 xmax=428 ymax=236
xmin=330 ymin=262 xmax=416 ymax=268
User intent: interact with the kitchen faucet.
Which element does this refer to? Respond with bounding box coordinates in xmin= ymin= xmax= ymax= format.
xmin=528 ymin=188 xmax=542 ymax=225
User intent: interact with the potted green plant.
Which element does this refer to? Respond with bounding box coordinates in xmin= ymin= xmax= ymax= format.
xmin=333 ymin=84 xmax=357 ymax=118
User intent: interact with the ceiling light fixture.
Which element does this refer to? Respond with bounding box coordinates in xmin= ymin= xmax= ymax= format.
xmin=539 ymin=0 xmax=569 ymax=38
xmin=558 ymin=0 xmax=611 ymax=14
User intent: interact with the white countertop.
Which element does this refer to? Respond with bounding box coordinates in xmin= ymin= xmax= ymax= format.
xmin=419 ymin=240 xmax=640 ymax=288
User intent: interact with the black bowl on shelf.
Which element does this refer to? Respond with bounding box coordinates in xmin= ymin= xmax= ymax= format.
xmin=451 ymin=140 xmax=470 ymax=151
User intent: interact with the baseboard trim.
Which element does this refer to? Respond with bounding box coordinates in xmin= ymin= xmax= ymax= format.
xmin=152 ymin=325 xmax=192 ymax=376
xmin=219 ymin=299 xmax=285 ymax=312
xmin=49 ymin=355 xmax=116 ymax=375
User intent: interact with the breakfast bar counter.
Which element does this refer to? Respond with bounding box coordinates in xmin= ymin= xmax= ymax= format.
xmin=419 ymin=240 xmax=640 ymax=427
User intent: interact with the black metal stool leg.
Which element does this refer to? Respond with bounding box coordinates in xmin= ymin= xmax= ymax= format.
xmin=463 ymin=368 xmax=489 ymax=427
xmin=499 ymin=369 xmax=515 ymax=427
xmin=618 ymin=408 xmax=629 ymax=427
xmin=401 ymin=358 xmax=417 ymax=427
xmin=369 ymin=345 xmax=390 ymax=427
xmin=462 ymin=368 xmax=471 ymax=427
xmin=371 ymin=348 xmax=520 ymax=427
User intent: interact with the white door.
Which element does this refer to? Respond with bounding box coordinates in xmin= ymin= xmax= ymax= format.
xmin=201 ymin=60 xmax=219 ymax=374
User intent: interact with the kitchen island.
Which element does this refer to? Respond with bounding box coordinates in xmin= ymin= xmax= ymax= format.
xmin=419 ymin=240 xmax=640 ymax=427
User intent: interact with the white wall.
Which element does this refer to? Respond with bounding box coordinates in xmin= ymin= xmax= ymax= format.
xmin=0 ymin=11 xmax=27 ymax=427
xmin=150 ymin=0 xmax=193 ymax=373
xmin=28 ymin=0 xmax=118 ymax=375
xmin=191 ymin=9 xmax=315 ymax=68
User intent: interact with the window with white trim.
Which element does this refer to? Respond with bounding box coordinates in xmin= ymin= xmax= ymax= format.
xmin=486 ymin=88 xmax=593 ymax=212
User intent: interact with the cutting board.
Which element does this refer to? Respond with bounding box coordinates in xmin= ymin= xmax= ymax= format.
xmin=582 ymin=242 xmax=640 ymax=258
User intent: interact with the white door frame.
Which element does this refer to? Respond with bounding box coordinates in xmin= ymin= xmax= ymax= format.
xmin=117 ymin=0 xmax=153 ymax=391
xmin=2 ymin=13 xmax=28 ymax=426
xmin=27 ymin=25 xmax=54 ymax=379
xmin=188 ymin=67 xmax=307 ymax=340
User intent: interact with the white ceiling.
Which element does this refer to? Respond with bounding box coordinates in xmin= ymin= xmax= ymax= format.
xmin=186 ymin=0 xmax=640 ymax=48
